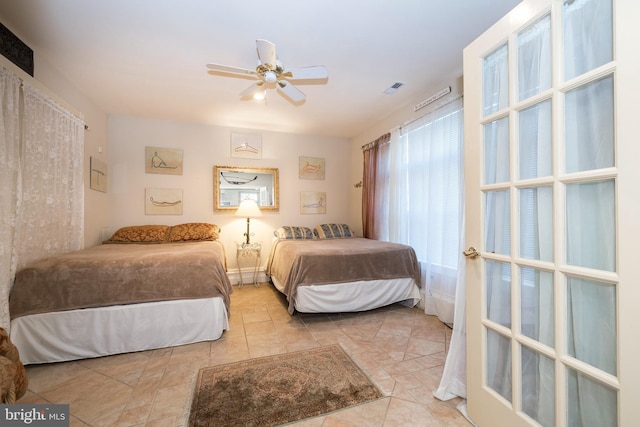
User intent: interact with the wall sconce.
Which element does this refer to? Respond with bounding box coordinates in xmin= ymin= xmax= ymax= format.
xmin=234 ymin=199 xmax=262 ymax=245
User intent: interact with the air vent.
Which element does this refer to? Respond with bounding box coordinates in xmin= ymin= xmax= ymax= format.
xmin=383 ymin=81 xmax=406 ymax=94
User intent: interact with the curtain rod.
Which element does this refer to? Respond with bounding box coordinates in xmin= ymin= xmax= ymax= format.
xmin=361 ymin=93 xmax=462 ymax=150
xmin=0 ymin=55 xmax=84 ymax=122
xmin=399 ymin=94 xmax=463 ymax=133
xmin=361 ymin=132 xmax=390 ymax=150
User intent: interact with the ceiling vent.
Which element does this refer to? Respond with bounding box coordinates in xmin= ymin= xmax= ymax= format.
xmin=383 ymin=81 xmax=406 ymax=95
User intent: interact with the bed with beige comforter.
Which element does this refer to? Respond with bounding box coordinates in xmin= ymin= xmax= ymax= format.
xmin=267 ymin=237 xmax=422 ymax=314
xmin=10 ymin=241 xmax=231 ymax=319
xmin=9 ymin=224 xmax=233 ymax=364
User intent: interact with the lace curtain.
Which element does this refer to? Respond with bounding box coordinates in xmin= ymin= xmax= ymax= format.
xmin=0 ymin=69 xmax=22 ymax=331
xmin=0 ymin=68 xmax=84 ymax=331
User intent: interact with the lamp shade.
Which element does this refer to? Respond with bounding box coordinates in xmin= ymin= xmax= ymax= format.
xmin=234 ymin=199 xmax=262 ymax=218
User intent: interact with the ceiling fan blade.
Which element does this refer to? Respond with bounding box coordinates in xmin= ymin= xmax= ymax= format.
xmin=277 ymin=81 xmax=305 ymax=102
xmin=282 ymin=65 xmax=328 ymax=80
xmin=256 ymin=39 xmax=277 ymax=69
xmin=240 ymin=81 xmax=266 ymax=99
xmin=207 ymin=63 xmax=256 ymax=76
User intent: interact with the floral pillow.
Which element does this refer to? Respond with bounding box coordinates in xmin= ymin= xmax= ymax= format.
xmin=167 ymin=223 xmax=221 ymax=242
xmin=274 ymin=226 xmax=316 ymax=240
xmin=106 ymin=225 xmax=170 ymax=243
xmin=314 ymin=224 xmax=356 ymax=239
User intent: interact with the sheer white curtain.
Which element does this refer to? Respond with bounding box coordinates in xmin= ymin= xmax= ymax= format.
xmin=546 ymin=1 xmax=615 ymax=424
xmin=389 ymin=97 xmax=464 ymax=324
xmin=0 ymin=70 xmax=84 ymax=331
xmin=0 ymin=68 xmax=22 ymax=331
xmin=482 ymin=43 xmax=511 ymax=411
xmin=385 ymin=97 xmax=466 ymax=403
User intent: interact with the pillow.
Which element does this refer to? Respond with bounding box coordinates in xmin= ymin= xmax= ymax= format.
xmin=274 ymin=226 xmax=316 ymax=240
xmin=106 ymin=225 xmax=170 ymax=243
xmin=315 ymin=223 xmax=356 ymax=239
xmin=168 ymin=223 xmax=221 ymax=242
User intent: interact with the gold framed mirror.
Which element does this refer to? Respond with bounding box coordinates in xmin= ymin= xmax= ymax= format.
xmin=213 ymin=165 xmax=279 ymax=211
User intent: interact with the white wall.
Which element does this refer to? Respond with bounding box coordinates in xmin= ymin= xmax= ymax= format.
xmin=108 ymin=115 xmax=351 ymax=272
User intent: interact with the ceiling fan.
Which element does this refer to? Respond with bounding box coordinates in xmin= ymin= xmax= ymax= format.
xmin=206 ymin=39 xmax=328 ymax=103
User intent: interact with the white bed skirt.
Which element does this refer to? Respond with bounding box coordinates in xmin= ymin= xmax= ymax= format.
xmin=10 ymin=297 xmax=229 ymax=365
xmin=271 ymin=277 xmax=421 ymax=313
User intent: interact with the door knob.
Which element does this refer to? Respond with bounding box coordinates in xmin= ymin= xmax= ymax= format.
xmin=463 ymin=246 xmax=480 ymax=259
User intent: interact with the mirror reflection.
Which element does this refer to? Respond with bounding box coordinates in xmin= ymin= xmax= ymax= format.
xmin=213 ymin=165 xmax=279 ymax=211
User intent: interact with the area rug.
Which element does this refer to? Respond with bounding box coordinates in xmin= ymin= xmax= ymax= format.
xmin=188 ymin=344 xmax=383 ymax=427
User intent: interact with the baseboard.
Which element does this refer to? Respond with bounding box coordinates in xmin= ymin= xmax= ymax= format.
xmin=227 ymin=268 xmax=269 ymax=286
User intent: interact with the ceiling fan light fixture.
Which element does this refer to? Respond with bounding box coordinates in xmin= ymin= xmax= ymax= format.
xmin=264 ymin=70 xmax=277 ymax=83
xmin=207 ymin=39 xmax=328 ymax=103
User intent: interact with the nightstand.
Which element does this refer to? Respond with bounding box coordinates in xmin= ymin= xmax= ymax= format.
xmin=236 ymin=242 xmax=261 ymax=287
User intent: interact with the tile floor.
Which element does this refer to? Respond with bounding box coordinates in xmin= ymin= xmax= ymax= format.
xmin=17 ymin=283 xmax=471 ymax=426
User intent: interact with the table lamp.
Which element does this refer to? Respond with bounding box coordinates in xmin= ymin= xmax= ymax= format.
xmin=235 ymin=199 xmax=262 ymax=245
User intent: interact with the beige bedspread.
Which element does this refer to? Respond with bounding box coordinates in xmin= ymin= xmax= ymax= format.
xmin=267 ymin=238 xmax=420 ymax=313
xmin=10 ymin=241 xmax=233 ymax=319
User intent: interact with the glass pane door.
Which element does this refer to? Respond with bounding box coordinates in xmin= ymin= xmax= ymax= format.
xmin=463 ymin=0 xmax=629 ymax=426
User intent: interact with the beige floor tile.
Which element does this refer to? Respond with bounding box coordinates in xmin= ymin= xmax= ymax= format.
xmin=407 ymin=336 xmax=447 ymax=357
xmin=159 ymin=360 xmax=207 ymax=390
xmin=426 ymin=400 xmax=473 ymax=426
xmin=115 ymin=404 xmax=151 ymax=426
xmin=241 ymin=309 xmax=273 ymax=324
xmin=25 ymin=361 xmax=92 ymax=394
xmin=383 ymin=397 xmax=439 ymax=426
xmin=323 ymin=397 xmax=390 ymax=427
xmin=17 ymin=282 xmax=466 ymax=427
xmin=147 ymin=384 xmax=192 ymax=422
xmin=125 ymin=378 xmax=162 ymax=410
xmin=288 ymin=415 xmax=327 ymax=426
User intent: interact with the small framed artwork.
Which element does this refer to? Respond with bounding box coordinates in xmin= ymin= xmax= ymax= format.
xmin=90 ymin=156 xmax=108 ymax=193
xmin=145 ymin=146 xmax=183 ymax=175
xmin=300 ymin=191 xmax=326 ymax=214
xmin=231 ymin=133 xmax=262 ymax=159
xmin=145 ymin=188 xmax=183 ymax=215
xmin=299 ymin=156 xmax=325 ymax=180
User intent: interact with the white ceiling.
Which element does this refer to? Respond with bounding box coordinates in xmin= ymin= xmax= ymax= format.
xmin=0 ymin=0 xmax=521 ymax=138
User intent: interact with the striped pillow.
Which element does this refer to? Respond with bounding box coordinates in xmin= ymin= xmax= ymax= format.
xmin=315 ymin=224 xmax=355 ymax=239
xmin=274 ymin=226 xmax=316 ymax=240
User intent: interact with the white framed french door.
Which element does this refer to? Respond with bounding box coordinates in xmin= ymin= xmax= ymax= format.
xmin=463 ymin=0 xmax=640 ymax=426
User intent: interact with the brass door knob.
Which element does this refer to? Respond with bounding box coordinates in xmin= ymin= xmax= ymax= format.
xmin=463 ymin=246 xmax=480 ymax=259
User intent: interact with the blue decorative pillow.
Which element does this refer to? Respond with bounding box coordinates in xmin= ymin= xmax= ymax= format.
xmin=315 ymin=224 xmax=355 ymax=239
xmin=274 ymin=226 xmax=316 ymax=240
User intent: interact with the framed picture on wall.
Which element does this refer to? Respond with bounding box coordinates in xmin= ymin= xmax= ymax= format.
xmin=89 ymin=156 xmax=108 ymax=193
xmin=145 ymin=188 xmax=183 ymax=215
xmin=300 ymin=191 xmax=326 ymax=214
xmin=145 ymin=146 xmax=183 ymax=175
xmin=231 ymin=133 xmax=262 ymax=159
xmin=298 ymin=156 xmax=325 ymax=180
